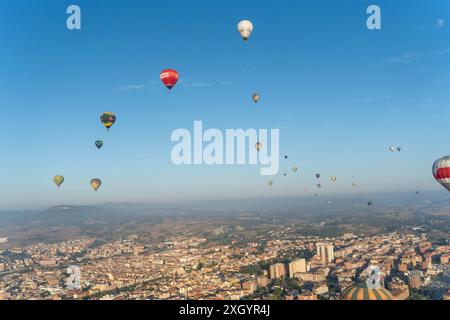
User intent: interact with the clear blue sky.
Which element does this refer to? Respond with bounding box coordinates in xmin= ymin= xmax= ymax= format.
xmin=1 ymin=0 xmax=450 ymax=209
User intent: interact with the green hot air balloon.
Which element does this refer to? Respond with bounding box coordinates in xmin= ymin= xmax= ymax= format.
xmin=53 ymin=175 xmax=64 ymax=188
xmin=95 ymin=140 xmax=103 ymax=150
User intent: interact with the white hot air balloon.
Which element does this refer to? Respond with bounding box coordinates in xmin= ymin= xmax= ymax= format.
xmin=433 ymin=156 xmax=450 ymax=192
xmin=237 ymin=20 xmax=253 ymax=41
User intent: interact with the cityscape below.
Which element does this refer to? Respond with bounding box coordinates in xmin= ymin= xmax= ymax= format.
xmin=0 ymin=194 xmax=449 ymax=300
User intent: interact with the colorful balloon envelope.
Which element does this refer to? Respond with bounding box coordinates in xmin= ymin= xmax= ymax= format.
xmin=389 ymin=146 xmax=396 ymax=152
xmin=95 ymin=140 xmax=103 ymax=150
xmin=252 ymin=93 xmax=260 ymax=103
xmin=331 ymin=176 xmax=337 ymax=182
xmin=160 ymin=69 xmax=179 ymax=90
xmin=90 ymin=178 xmax=102 ymax=191
xmin=100 ymin=112 xmax=116 ymax=131
xmin=237 ymin=20 xmax=253 ymax=41
xmin=292 ymin=166 xmax=298 ymax=173
xmin=432 ymin=156 xmax=450 ymax=192
xmin=53 ymin=175 xmax=64 ymax=188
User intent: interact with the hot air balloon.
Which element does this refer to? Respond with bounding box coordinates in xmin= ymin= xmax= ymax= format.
xmin=397 ymin=147 xmax=402 ymax=152
xmin=316 ymin=173 xmax=321 ymax=179
xmin=100 ymin=112 xmax=116 ymax=131
xmin=53 ymin=175 xmax=64 ymax=188
xmin=432 ymin=156 xmax=450 ymax=192
xmin=267 ymin=180 xmax=273 ymax=186
xmin=352 ymin=183 xmax=356 ymax=188
xmin=416 ymin=191 xmax=419 ymax=195
xmin=368 ymin=201 xmax=373 ymax=206
xmin=283 ymin=173 xmax=287 ymax=177
xmin=237 ymin=20 xmax=253 ymax=41
xmin=255 ymin=142 xmax=262 ymax=152
xmin=331 ymin=176 xmax=337 ymax=182
xmin=284 ymin=155 xmax=288 ymax=159
xmin=317 ymin=183 xmax=322 ymax=189
xmin=252 ymin=93 xmax=260 ymax=103
xmin=389 ymin=146 xmax=396 ymax=152
xmin=160 ymin=69 xmax=179 ymax=90
xmin=95 ymin=140 xmax=103 ymax=150
xmin=292 ymin=166 xmax=298 ymax=173
xmin=90 ymin=178 xmax=102 ymax=192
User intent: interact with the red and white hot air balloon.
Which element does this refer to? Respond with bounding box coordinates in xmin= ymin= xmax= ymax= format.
xmin=432 ymin=156 xmax=450 ymax=192
xmin=160 ymin=69 xmax=179 ymax=90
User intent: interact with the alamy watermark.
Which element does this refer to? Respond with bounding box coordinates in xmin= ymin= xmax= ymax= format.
xmin=66 ymin=265 xmax=81 ymax=290
xmin=66 ymin=5 xmax=81 ymax=30
xmin=65 ymin=4 xmax=381 ymax=31
xmin=171 ymin=121 xmax=279 ymax=175
xmin=367 ymin=5 xmax=381 ymax=30
xmin=365 ymin=265 xmax=381 ymax=289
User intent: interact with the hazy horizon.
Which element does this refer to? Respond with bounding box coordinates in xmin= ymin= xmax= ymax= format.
xmin=2 ymin=189 xmax=449 ymax=212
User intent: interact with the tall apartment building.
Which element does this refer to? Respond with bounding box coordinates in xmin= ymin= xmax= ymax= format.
xmin=269 ymin=263 xmax=286 ymax=279
xmin=288 ymin=259 xmax=307 ymax=278
xmin=316 ymin=242 xmax=334 ymax=264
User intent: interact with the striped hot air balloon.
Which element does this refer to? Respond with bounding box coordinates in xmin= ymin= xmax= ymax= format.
xmin=160 ymin=69 xmax=179 ymax=90
xmin=433 ymin=156 xmax=450 ymax=192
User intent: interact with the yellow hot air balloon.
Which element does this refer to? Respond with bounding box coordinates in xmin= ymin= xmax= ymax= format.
xmin=255 ymin=142 xmax=262 ymax=152
xmin=331 ymin=176 xmax=337 ymax=182
xmin=252 ymin=93 xmax=260 ymax=103
xmin=100 ymin=112 xmax=116 ymax=131
xmin=90 ymin=178 xmax=102 ymax=191
xmin=53 ymin=175 xmax=64 ymax=188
